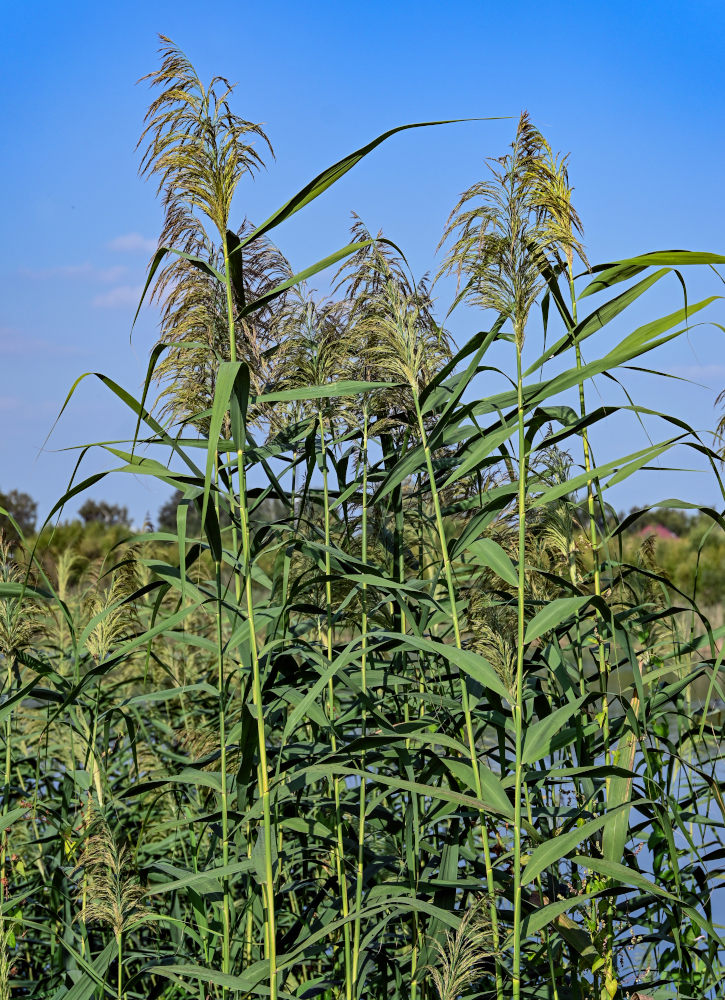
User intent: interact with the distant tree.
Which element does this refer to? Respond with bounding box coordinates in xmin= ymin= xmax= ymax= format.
xmin=78 ymin=499 xmax=129 ymax=527
xmin=0 ymin=488 xmax=38 ymax=537
xmin=158 ymin=491 xmax=202 ymax=534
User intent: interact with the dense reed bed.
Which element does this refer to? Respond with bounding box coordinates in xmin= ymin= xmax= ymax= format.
xmin=2 ymin=37 xmax=725 ymax=1000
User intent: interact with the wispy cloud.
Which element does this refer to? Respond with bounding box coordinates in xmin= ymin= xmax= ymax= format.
xmin=0 ymin=325 xmax=81 ymax=358
xmin=669 ymin=364 xmax=725 ymax=382
xmin=22 ymin=263 xmax=93 ymax=279
xmin=19 ymin=263 xmax=127 ymax=283
xmin=108 ymin=233 xmax=157 ymax=254
xmin=0 ymin=395 xmax=21 ymax=412
xmin=0 ymin=393 xmax=55 ymax=420
xmin=92 ymin=284 xmax=144 ymax=309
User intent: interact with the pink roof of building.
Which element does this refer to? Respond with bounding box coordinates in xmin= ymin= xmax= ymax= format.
xmin=637 ymin=524 xmax=679 ymax=540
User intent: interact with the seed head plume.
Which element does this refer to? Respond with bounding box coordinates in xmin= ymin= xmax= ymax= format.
xmin=334 ymin=214 xmax=416 ymax=316
xmin=633 ymin=532 xmax=669 ymax=656
xmin=527 ymin=142 xmax=588 ymax=274
xmin=138 ymin=35 xmax=271 ymax=249
xmin=337 ymin=217 xmax=451 ymax=410
xmin=72 ymin=816 xmax=151 ymax=941
xmin=0 ymin=534 xmax=39 ymax=659
xmin=465 ymin=591 xmax=517 ymax=697
xmin=85 ymin=552 xmax=141 ymax=664
xmin=274 ymin=287 xmax=351 ymax=410
xmin=356 ymin=281 xmax=449 ymax=399
xmin=54 ymin=547 xmax=87 ymax=605
xmin=439 ymin=111 xmax=586 ymax=348
xmin=425 ymin=899 xmax=496 ymax=1000
xmin=176 ymin=726 xmax=243 ymax=773
xmin=152 ymin=219 xmax=292 ymax=430
xmin=138 ymin=38 xmax=292 ymax=429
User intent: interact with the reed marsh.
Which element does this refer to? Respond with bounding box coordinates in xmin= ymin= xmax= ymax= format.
xmin=2 ymin=35 xmax=725 ymax=1000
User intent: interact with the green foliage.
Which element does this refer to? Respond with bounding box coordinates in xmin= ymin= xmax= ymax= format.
xmin=34 ymin=518 xmax=131 ymax=563
xmin=78 ymin=499 xmax=129 ymax=527
xmin=0 ymin=488 xmax=37 ymax=538
xmin=2 ymin=37 xmax=725 ymax=1000
xmin=617 ymin=511 xmax=725 ymax=609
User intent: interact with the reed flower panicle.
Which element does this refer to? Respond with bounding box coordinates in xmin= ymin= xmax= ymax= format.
xmin=0 ymin=535 xmax=39 ymax=659
xmin=425 ymin=899 xmax=496 ymax=1000
xmin=439 ymin=110 xmax=585 ymax=348
xmin=72 ymin=817 xmax=151 ymax=942
xmin=85 ymin=551 xmax=141 ymax=664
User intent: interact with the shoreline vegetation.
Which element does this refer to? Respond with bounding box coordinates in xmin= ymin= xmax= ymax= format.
xmin=2 ymin=34 xmax=725 ymax=1000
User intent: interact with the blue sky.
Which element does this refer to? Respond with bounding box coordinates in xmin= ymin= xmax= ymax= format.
xmin=2 ymin=0 xmax=724 ymax=525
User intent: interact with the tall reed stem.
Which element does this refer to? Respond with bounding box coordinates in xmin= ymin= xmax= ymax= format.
xmin=214 ymin=458 xmax=231 ymax=988
xmin=412 ymin=394 xmax=503 ymax=1000
xmin=223 ymin=236 xmax=277 ymax=1000
xmin=317 ymin=408 xmax=353 ymax=1000
xmin=568 ymin=264 xmax=615 ymax=988
xmin=117 ymin=931 xmax=123 ymax=1000
xmin=0 ymin=655 xmax=12 ymax=909
xmin=512 ymin=344 xmax=527 ymax=1000
xmin=568 ymin=270 xmax=607 ymax=722
xmin=352 ymin=407 xmax=369 ymax=991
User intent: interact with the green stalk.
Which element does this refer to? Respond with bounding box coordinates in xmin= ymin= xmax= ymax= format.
xmin=214 ymin=462 xmax=231 ymax=988
xmin=281 ymin=444 xmax=298 ymax=637
xmin=512 ymin=343 xmax=527 ymax=1000
xmin=568 ymin=266 xmax=615 ymax=986
xmin=568 ymin=269 xmax=608 ymax=732
xmin=317 ymin=408 xmax=353 ymax=1000
xmin=239 ymin=441 xmax=277 ymax=995
xmin=523 ymin=782 xmax=559 ymax=1000
xmin=352 ymin=406 xmax=369 ymax=990
xmin=411 ymin=393 xmax=502 ymax=1000
xmin=223 ymin=234 xmax=277 ymax=999
xmin=0 ymin=655 xmax=12 ymax=909
xmin=387 ymin=427 xmax=418 ymax=996
xmin=245 ymin=818 xmax=254 ymax=968
xmin=117 ymin=931 xmax=123 ymax=1000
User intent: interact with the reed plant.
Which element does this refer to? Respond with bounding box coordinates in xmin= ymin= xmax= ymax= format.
xmin=3 ymin=35 xmax=725 ymax=1000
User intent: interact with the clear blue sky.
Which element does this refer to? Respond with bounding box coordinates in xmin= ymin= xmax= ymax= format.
xmin=2 ymin=0 xmax=724 ymax=526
